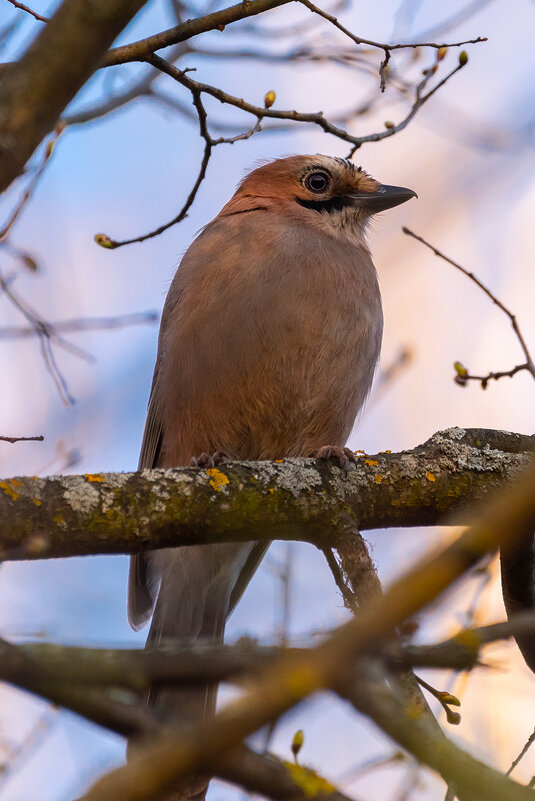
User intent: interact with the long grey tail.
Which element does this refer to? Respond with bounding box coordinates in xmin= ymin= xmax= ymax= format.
xmin=128 ymin=541 xmax=265 ymax=801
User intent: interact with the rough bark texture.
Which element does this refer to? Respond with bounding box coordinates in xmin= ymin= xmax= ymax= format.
xmin=0 ymin=0 xmax=149 ymax=193
xmin=0 ymin=427 xmax=533 ymax=561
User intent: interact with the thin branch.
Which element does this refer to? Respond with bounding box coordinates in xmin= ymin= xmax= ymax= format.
xmin=95 ymin=133 xmax=212 ymax=249
xmin=0 ymin=434 xmax=43 ymax=443
xmin=508 ymin=730 xmax=535 ymax=778
xmin=0 ymin=311 xmax=158 ymax=339
xmin=103 ymin=0 xmax=295 ymax=67
xmin=0 ymin=129 xmax=60 ymax=241
xmin=95 ymin=66 xmax=263 ymax=249
xmin=322 ymin=546 xmax=357 ymax=612
xmin=148 ymin=50 xmax=465 ymax=155
xmin=3 ymin=0 xmax=48 ymax=22
xmin=297 ymin=0 xmax=486 ymax=53
xmin=402 ymin=227 xmax=535 ymax=385
xmin=0 ymin=271 xmax=81 ymax=404
xmin=102 ymin=0 xmax=485 ymax=68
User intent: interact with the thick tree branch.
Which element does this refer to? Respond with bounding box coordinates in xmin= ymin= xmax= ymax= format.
xmin=0 ymin=427 xmax=533 ymax=561
xmin=79 ymin=459 xmax=535 ymax=801
xmin=0 ymin=0 xmax=150 ymax=193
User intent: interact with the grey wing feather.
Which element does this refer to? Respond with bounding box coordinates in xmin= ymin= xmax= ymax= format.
xmin=127 ymin=360 xmax=164 ymax=630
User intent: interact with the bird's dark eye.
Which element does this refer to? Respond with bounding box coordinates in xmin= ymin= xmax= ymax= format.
xmin=305 ymin=171 xmax=330 ymax=194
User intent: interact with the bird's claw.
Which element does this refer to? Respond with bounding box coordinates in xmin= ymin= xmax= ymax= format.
xmin=310 ymin=445 xmax=357 ymax=471
xmin=190 ymin=451 xmax=229 ymax=468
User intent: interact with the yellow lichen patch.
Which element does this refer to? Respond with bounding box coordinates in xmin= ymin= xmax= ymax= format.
xmin=374 ymin=474 xmax=383 ymax=484
xmin=284 ymin=665 xmax=319 ymax=698
xmin=205 ymin=468 xmax=230 ymax=492
xmin=53 ymin=513 xmax=65 ymax=526
xmin=455 ymin=629 xmax=481 ymax=651
xmin=268 ymin=487 xmax=275 ymax=494
xmin=32 ymin=498 xmax=42 ymax=506
xmin=85 ymin=473 xmax=104 ymax=483
xmin=275 ymin=459 xmax=284 ymax=463
xmin=426 ymin=471 xmax=436 ymax=482
xmin=0 ymin=479 xmax=21 ymax=501
xmin=365 ymin=459 xmax=378 ymax=467
xmin=378 ymin=449 xmax=392 ymax=454
xmin=284 ymin=762 xmax=337 ymax=797
xmin=406 ymin=701 xmax=423 ymax=720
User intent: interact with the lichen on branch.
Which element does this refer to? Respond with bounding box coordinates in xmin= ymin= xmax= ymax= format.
xmin=0 ymin=427 xmax=533 ymax=562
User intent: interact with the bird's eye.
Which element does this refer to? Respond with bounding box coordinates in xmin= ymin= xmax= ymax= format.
xmin=305 ymin=171 xmax=330 ymax=194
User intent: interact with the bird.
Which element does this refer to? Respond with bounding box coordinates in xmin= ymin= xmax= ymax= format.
xmin=127 ymin=154 xmax=416 ymax=798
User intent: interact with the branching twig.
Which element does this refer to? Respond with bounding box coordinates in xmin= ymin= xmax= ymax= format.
xmin=99 ymin=0 xmax=486 ymax=68
xmin=95 ymin=62 xmax=264 ymax=249
xmin=403 ymin=227 xmax=535 ymax=387
xmin=99 ymin=52 xmax=465 ymax=246
xmin=0 ymin=271 xmax=88 ymax=405
xmin=297 ymin=0 xmax=484 ymax=90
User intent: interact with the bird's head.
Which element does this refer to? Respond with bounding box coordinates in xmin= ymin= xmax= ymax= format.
xmin=219 ymin=155 xmax=417 ymax=243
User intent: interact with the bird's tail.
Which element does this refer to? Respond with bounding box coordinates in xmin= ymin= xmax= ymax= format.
xmin=129 ymin=542 xmax=263 ymax=801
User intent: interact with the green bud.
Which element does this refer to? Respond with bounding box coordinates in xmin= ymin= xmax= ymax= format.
xmin=264 ymin=90 xmax=276 ymax=109
xmin=446 ymin=709 xmax=461 ymax=725
xmin=458 ymin=51 xmax=468 ymax=66
xmin=291 ymin=729 xmax=305 ymax=761
xmin=439 ymin=692 xmax=460 ymax=707
xmin=94 ymin=233 xmax=115 ymax=249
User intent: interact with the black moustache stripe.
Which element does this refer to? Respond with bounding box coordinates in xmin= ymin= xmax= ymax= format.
xmin=297 ymin=196 xmax=350 ymax=214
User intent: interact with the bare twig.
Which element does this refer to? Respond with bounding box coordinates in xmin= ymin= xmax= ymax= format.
xmin=102 ymin=0 xmax=295 ymax=66
xmin=0 ymin=130 xmax=60 ymax=242
xmin=0 ymin=434 xmax=43 ymax=443
xmin=508 ymin=729 xmax=535 ymax=777
xmin=3 ymin=0 xmax=48 ymax=23
xmin=403 ymin=227 xmax=535 ymax=386
xmin=0 ymin=311 xmax=158 ymax=339
xmin=95 ymin=63 xmax=264 ymax=249
xmin=94 ymin=51 xmax=465 ymax=247
xmin=322 ymin=546 xmax=358 ymax=611
xmin=102 ymin=0 xmax=486 ymax=68
xmin=0 ymin=271 xmax=88 ymax=404
xmin=297 ymin=0 xmax=485 ymax=60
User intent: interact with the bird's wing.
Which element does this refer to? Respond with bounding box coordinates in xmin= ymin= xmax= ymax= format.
xmin=127 ymin=305 xmax=167 ymax=630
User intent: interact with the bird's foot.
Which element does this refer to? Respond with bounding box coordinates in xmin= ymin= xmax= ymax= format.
xmin=310 ymin=445 xmax=357 ymax=471
xmin=190 ymin=451 xmax=229 ymax=468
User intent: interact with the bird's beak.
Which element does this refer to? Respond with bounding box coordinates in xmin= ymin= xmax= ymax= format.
xmin=348 ymin=184 xmax=417 ymax=213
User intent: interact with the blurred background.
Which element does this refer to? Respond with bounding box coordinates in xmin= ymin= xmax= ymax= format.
xmin=0 ymin=0 xmax=535 ymax=798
